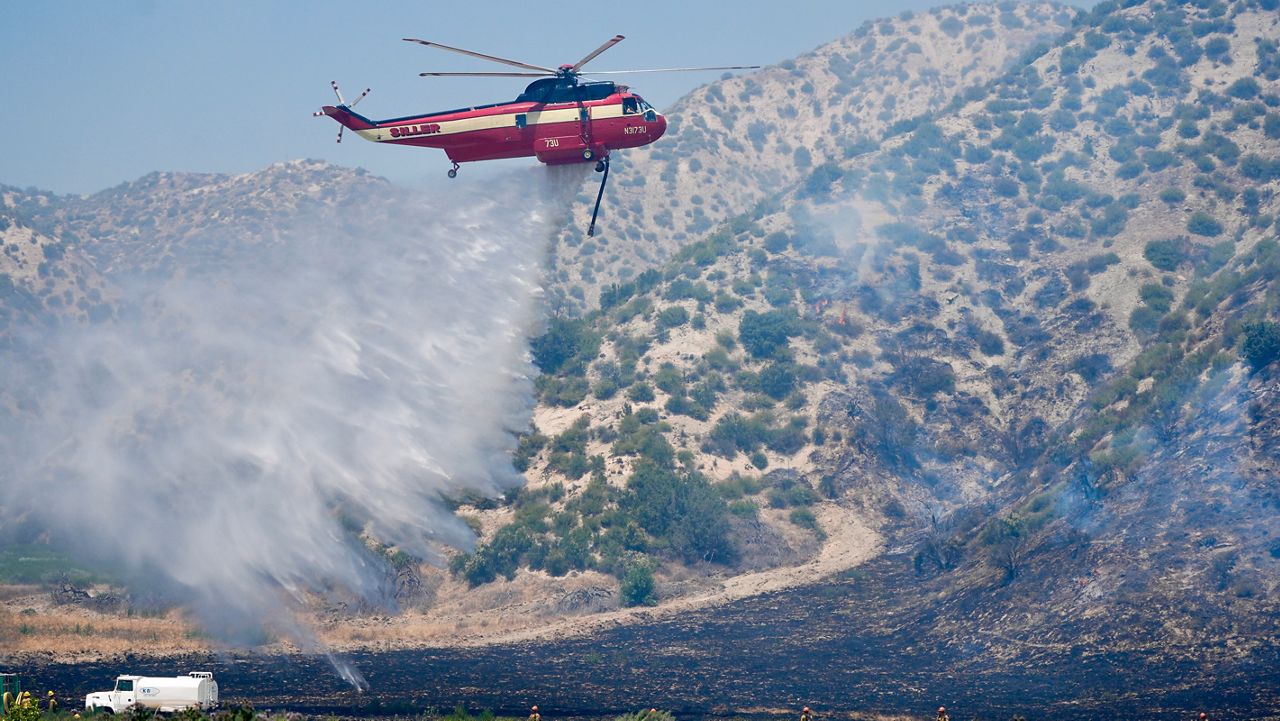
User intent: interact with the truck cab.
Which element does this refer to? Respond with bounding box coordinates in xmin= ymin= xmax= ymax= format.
xmin=85 ymin=676 xmax=139 ymax=714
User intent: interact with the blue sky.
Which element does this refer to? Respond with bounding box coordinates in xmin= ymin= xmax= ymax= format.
xmin=2 ymin=1 xmax=1092 ymax=195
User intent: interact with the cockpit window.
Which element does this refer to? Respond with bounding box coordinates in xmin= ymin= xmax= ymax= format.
xmin=116 ymin=680 xmax=134 ymax=692
xmin=635 ymin=96 xmax=655 ymax=112
xmin=622 ymin=97 xmax=639 ymax=115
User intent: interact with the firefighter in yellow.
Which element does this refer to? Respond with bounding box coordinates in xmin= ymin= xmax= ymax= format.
xmin=46 ymin=691 xmax=57 ymax=712
xmin=936 ymin=706 xmax=949 ymax=721
xmin=800 ymin=706 xmax=814 ymax=721
xmin=529 ymin=705 xmax=541 ymax=721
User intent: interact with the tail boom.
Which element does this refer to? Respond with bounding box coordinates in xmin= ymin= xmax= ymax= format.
xmin=318 ymin=105 xmax=377 ymax=131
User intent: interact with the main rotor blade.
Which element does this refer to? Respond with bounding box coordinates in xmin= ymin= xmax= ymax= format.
xmin=570 ymin=34 xmax=625 ymax=73
xmin=586 ymin=65 xmax=761 ymax=75
xmin=419 ymin=71 xmax=553 ymax=77
xmin=403 ymin=38 xmax=558 ymax=73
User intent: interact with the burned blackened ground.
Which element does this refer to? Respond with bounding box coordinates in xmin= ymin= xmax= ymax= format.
xmin=26 ymin=559 xmax=1280 ymax=721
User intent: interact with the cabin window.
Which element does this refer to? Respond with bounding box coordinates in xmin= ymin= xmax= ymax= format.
xmin=515 ymin=113 xmax=527 ymax=129
xmin=622 ymin=98 xmax=639 ymax=115
xmin=116 ymin=680 xmax=134 ymax=692
xmin=580 ymin=83 xmax=615 ymax=101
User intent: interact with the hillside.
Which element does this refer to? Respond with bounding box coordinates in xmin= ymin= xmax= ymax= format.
xmin=455 ymin=0 xmax=1280 ymax=674
xmin=546 ymin=1 xmax=1077 ymax=312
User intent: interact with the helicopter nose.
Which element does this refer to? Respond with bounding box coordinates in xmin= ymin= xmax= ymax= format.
xmin=653 ymin=112 xmax=668 ymax=140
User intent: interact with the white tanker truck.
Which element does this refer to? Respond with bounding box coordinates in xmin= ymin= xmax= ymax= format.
xmin=84 ymin=672 xmax=218 ymax=714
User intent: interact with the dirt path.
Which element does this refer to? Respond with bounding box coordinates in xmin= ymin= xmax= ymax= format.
xmin=434 ymin=502 xmax=883 ymax=648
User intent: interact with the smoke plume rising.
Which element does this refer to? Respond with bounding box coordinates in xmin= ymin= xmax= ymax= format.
xmin=0 ymin=165 xmax=581 ymax=681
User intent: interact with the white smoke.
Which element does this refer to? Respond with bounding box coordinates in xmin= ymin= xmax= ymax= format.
xmin=0 ymin=165 xmax=583 ymax=681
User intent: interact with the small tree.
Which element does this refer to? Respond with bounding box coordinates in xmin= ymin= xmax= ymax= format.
xmin=1242 ymin=321 xmax=1280 ymax=371
xmin=619 ymin=559 xmax=658 ymax=607
xmin=986 ymin=515 xmax=1030 ymax=583
xmin=1187 ymin=212 xmax=1224 ymax=237
xmin=739 ymin=309 xmax=801 ymax=358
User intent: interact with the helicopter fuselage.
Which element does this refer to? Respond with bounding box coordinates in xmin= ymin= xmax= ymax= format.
xmin=319 ymin=80 xmax=666 ymax=166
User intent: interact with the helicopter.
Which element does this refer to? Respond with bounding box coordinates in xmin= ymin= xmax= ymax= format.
xmin=314 ymin=35 xmax=757 ymax=235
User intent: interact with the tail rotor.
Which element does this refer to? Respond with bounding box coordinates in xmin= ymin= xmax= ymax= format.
xmin=313 ymin=81 xmax=370 ymax=143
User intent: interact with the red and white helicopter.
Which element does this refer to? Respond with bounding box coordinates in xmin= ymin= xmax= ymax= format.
xmin=315 ymin=35 xmax=756 ymax=234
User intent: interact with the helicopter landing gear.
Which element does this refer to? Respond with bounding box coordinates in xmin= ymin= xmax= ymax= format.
xmin=587 ymin=155 xmax=610 ymax=237
xmin=582 ymin=148 xmax=595 ymax=161
xmin=447 ymin=161 xmax=460 ymax=179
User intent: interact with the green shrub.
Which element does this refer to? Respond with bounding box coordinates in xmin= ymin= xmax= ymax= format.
xmin=1200 ymin=132 xmax=1240 ymax=165
xmin=1070 ymin=353 xmax=1112 ymax=383
xmin=763 ymin=232 xmax=791 ymax=253
xmin=852 ymin=391 xmax=919 ymax=470
xmin=788 ymin=507 xmax=825 ymax=540
xmin=759 ymin=361 xmax=799 ymax=399
xmin=1187 ymin=212 xmax=1224 ymax=237
xmin=974 ymin=328 xmax=1005 ymax=355
xmin=664 ymin=279 xmax=713 ymax=303
xmin=1058 ymin=44 xmax=1095 ymax=74
xmin=656 ymin=305 xmax=690 ymax=329
xmin=612 ymin=411 xmax=675 ymax=468
xmin=619 ymin=559 xmax=658 ymax=606
xmin=628 ymin=382 xmax=655 ymax=402
xmin=1139 ymin=283 xmax=1175 ymax=313
xmin=716 ymin=472 xmax=765 ymax=500
xmin=1241 ymin=321 xmax=1280 ymax=370
xmin=1144 ymin=238 xmax=1188 ymax=271
xmin=739 ymin=309 xmax=801 ymax=358
xmin=1239 ymin=154 xmax=1280 ymax=182
xmin=767 ymin=475 xmax=820 ymax=508
xmin=1116 ymin=161 xmax=1144 ymax=180
xmin=512 ymin=432 xmax=548 ymax=472
xmin=1158 ymin=187 xmax=1186 ymax=204
xmin=801 ymin=162 xmax=844 ymax=198
xmin=532 ymin=317 xmax=601 ymax=374
xmin=706 ymin=412 xmax=771 ymax=457
xmin=1226 ymin=77 xmax=1261 ymax=100
xmin=1144 ymin=150 xmax=1177 ymax=172
xmin=965 ymin=144 xmax=994 ymax=164
xmin=994 ymin=177 xmax=1021 ymax=197
xmin=1205 ymin=36 xmax=1231 ymax=61
xmin=765 ymin=416 xmax=809 ymax=454
xmin=626 ymin=462 xmax=737 ymax=564
xmin=888 ymin=355 xmax=956 ymax=396
xmin=1265 ymin=113 xmax=1280 ymax=140
xmin=1090 ymin=203 xmax=1129 ymax=237
xmin=537 ymin=374 xmax=590 ymax=407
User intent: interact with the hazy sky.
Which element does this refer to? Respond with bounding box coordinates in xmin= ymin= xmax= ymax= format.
xmin=2 ymin=1 xmax=1093 ymax=195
